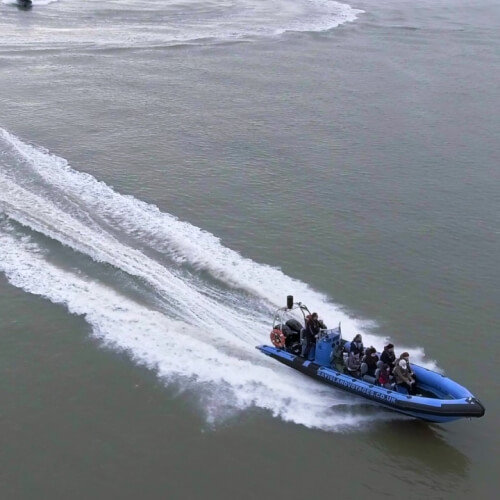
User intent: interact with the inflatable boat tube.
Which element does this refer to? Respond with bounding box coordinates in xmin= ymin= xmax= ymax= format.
xmin=256 ymin=344 xmax=485 ymax=423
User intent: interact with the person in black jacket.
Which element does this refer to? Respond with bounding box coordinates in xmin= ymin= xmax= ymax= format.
xmin=363 ymin=347 xmax=379 ymax=376
xmin=380 ymin=343 xmax=396 ymax=373
xmin=302 ymin=312 xmax=320 ymax=360
xmin=350 ymin=334 xmax=364 ymax=357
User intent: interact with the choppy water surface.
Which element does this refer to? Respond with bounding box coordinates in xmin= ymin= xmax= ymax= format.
xmin=0 ymin=0 xmax=498 ymax=498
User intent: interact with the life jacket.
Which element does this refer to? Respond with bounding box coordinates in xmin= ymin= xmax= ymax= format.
xmin=379 ymin=370 xmax=390 ymax=385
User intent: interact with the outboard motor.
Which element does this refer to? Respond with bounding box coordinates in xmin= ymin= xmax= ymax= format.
xmin=314 ymin=328 xmax=341 ymax=367
xmin=287 ymin=295 xmax=294 ymax=309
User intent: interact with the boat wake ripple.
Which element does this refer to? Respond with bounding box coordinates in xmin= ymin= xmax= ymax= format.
xmin=0 ymin=0 xmax=362 ymax=50
xmin=0 ymin=128 xmax=433 ymax=430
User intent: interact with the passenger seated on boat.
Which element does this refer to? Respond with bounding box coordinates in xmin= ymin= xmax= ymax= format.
xmin=346 ymin=351 xmax=361 ymax=376
xmin=380 ymin=343 xmax=396 ymax=373
xmin=378 ymin=363 xmax=392 ymax=388
xmin=350 ymin=334 xmax=364 ymax=356
xmin=373 ymin=360 xmax=383 ymax=382
xmin=393 ymin=359 xmax=416 ymax=394
xmin=399 ymin=352 xmax=415 ymax=379
xmin=302 ymin=312 xmax=320 ymax=359
xmin=362 ymin=347 xmax=379 ymax=376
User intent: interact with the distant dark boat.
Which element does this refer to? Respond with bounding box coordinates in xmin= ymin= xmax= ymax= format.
xmin=17 ymin=0 xmax=33 ymax=9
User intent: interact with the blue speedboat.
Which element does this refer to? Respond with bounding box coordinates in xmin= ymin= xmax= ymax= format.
xmin=257 ymin=297 xmax=485 ymax=423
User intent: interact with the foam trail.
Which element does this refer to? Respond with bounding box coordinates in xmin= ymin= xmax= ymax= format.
xmin=0 ymin=223 xmax=390 ymax=430
xmin=0 ymin=127 xmax=435 ymax=369
xmin=0 ymin=129 xmax=437 ymax=429
xmin=1 ymin=129 xmax=358 ymax=324
xmin=0 ymin=172 xmax=264 ymax=345
xmin=0 ymin=1 xmax=362 ymax=50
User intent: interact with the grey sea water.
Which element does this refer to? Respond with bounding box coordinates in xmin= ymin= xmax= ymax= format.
xmin=0 ymin=0 xmax=499 ymax=498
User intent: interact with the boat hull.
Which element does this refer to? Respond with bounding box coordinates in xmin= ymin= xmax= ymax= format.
xmin=257 ymin=345 xmax=485 ymax=423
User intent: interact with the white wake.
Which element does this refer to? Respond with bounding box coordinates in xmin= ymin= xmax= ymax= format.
xmin=0 ymin=0 xmax=363 ymax=49
xmin=0 ymin=128 xmax=433 ymax=430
